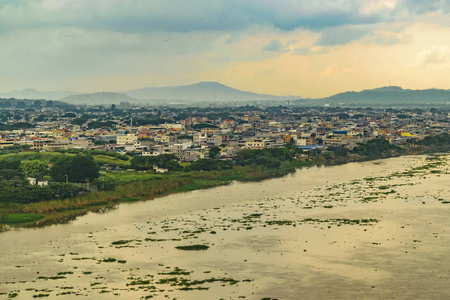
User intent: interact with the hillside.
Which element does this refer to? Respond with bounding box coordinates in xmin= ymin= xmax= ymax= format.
xmin=60 ymin=92 xmax=139 ymax=105
xmin=0 ymin=89 xmax=76 ymax=100
xmin=295 ymin=86 xmax=450 ymax=106
xmin=124 ymin=82 xmax=299 ymax=102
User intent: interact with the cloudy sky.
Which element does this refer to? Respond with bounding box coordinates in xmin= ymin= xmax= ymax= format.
xmin=1 ymin=0 xmax=450 ymax=97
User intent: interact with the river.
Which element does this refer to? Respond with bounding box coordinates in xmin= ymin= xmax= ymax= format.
xmin=0 ymin=155 xmax=449 ymax=299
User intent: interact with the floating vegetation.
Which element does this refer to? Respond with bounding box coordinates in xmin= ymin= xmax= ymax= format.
xmin=158 ymin=267 xmax=191 ymax=276
xmin=56 ymin=272 xmax=73 ymax=276
xmin=301 ymin=218 xmax=379 ymax=226
xmin=265 ymin=220 xmax=295 ymax=226
xmin=175 ymin=245 xmax=209 ymax=251
xmin=111 ymin=240 xmax=133 ymax=245
xmin=37 ymin=276 xmax=66 ymax=280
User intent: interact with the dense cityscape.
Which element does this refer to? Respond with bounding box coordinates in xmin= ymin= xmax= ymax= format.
xmin=1 ymin=102 xmax=449 ymax=158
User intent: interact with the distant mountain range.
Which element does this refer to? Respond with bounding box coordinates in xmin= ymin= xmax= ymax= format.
xmin=0 ymin=82 xmax=299 ymax=105
xmin=124 ymin=82 xmax=299 ymax=102
xmin=0 ymin=89 xmax=76 ymax=100
xmin=298 ymin=86 xmax=450 ymax=106
xmin=60 ymin=92 xmax=138 ymax=105
xmin=2 ymin=84 xmax=450 ymax=106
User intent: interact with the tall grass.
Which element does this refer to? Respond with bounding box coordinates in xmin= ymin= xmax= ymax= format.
xmin=16 ymin=176 xmax=193 ymax=214
xmin=2 ymin=160 xmax=303 ymax=220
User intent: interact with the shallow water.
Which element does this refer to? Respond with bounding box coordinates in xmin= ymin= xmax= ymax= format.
xmin=1 ymin=155 xmax=449 ymax=299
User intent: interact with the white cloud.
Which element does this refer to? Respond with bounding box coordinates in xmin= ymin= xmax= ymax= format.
xmin=417 ymin=45 xmax=450 ymax=64
xmin=361 ymin=0 xmax=398 ymax=15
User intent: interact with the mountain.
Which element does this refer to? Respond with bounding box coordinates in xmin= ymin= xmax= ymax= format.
xmin=296 ymin=86 xmax=450 ymax=106
xmin=60 ymin=92 xmax=138 ymax=105
xmin=124 ymin=82 xmax=299 ymax=102
xmin=0 ymin=88 xmax=77 ymax=100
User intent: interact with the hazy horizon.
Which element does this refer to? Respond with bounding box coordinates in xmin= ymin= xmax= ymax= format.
xmin=3 ymin=82 xmax=448 ymax=102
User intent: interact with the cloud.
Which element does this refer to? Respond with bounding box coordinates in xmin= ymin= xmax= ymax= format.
xmin=361 ymin=0 xmax=398 ymax=15
xmin=1 ymin=0 xmax=450 ymax=37
xmin=293 ymin=46 xmax=329 ymax=55
xmin=315 ymin=25 xmax=373 ymax=46
xmin=0 ymin=0 xmax=409 ymax=35
xmin=417 ymin=45 xmax=450 ymax=64
xmin=367 ymin=33 xmax=401 ymax=44
xmin=262 ymin=40 xmax=292 ymax=52
xmin=396 ymin=0 xmax=450 ymax=14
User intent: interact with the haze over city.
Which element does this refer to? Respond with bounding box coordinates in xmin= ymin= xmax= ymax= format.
xmin=2 ymin=0 xmax=450 ymax=98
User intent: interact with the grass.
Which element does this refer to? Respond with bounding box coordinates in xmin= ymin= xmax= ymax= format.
xmin=102 ymin=171 xmax=161 ymax=184
xmin=92 ymin=155 xmax=131 ymax=168
xmin=0 ymin=151 xmax=131 ymax=168
xmin=3 ymin=213 xmax=44 ymax=224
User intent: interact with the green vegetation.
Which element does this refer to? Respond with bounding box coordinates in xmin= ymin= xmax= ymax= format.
xmin=130 ymin=154 xmax=182 ymax=171
xmin=235 ymin=148 xmax=293 ymax=168
xmin=419 ymin=133 xmax=450 ymax=147
xmin=50 ymin=154 xmax=99 ymax=182
xmin=2 ymin=213 xmax=44 ymax=224
xmin=0 ymin=136 xmax=446 ymax=226
xmin=111 ymin=240 xmax=133 ymax=245
xmin=352 ymin=139 xmax=401 ymax=157
xmin=188 ymin=158 xmax=233 ymax=171
xmin=175 ymin=245 xmax=209 ymax=251
xmin=20 ymin=160 xmax=48 ymax=179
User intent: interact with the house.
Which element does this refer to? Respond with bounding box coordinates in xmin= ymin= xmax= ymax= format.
xmin=153 ymin=165 xmax=168 ymax=173
xmin=28 ymin=178 xmax=49 ymax=186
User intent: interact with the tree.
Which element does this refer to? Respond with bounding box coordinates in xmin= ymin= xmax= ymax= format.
xmin=20 ymin=160 xmax=48 ymax=179
xmin=0 ymin=169 xmax=25 ymax=180
xmin=189 ymin=159 xmax=233 ymax=171
xmin=130 ymin=154 xmax=182 ymax=171
xmin=209 ymin=146 xmax=221 ymax=158
xmin=50 ymin=154 xmax=99 ymax=183
xmin=62 ymin=113 xmax=76 ymax=118
xmin=15 ymin=101 xmax=26 ymax=108
xmin=50 ymin=183 xmax=86 ymax=199
xmin=327 ymin=146 xmax=349 ymax=157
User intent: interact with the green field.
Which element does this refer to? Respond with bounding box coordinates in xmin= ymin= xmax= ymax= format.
xmin=2 ymin=213 xmax=44 ymax=224
xmin=101 ymin=170 xmax=161 ymax=184
xmin=0 ymin=151 xmax=132 ymax=168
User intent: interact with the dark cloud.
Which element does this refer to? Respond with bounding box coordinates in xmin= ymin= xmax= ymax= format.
xmin=396 ymin=0 xmax=450 ymax=14
xmin=0 ymin=0 xmax=417 ymax=35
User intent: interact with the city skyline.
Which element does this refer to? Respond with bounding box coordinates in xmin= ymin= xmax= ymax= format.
xmin=1 ymin=0 xmax=450 ymax=98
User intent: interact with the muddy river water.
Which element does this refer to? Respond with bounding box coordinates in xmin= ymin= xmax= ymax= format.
xmin=0 ymin=155 xmax=449 ymax=299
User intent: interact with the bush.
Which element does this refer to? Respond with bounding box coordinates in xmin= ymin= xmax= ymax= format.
xmin=189 ymin=159 xmax=233 ymax=171
xmin=50 ymin=154 xmax=100 ymax=183
xmin=50 ymin=183 xmax=87 ymax=199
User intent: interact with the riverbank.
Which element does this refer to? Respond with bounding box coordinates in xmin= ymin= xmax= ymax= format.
xmin=0 ymin=161 xmax=304 ymax=227
xmin=0 ymin=143 xmax=446 ymax=228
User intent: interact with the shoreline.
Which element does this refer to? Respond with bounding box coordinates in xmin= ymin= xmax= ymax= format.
xmin=0 ymin=152 xmax=435 ymax=229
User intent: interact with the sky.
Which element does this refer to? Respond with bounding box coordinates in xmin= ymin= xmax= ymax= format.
xmin=1 ymin=0 xmax=450 ymax=98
